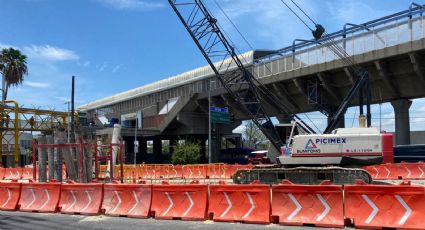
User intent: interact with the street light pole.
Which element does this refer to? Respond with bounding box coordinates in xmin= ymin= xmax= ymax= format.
xmin=208 ymin=80 xmax=215 ymax=163
xmin=65 ymin=101 xmax=70 ymax=143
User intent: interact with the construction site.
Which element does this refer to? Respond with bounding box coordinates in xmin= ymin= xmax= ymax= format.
xmin=2 ymin=0 xmax=425 ymax=229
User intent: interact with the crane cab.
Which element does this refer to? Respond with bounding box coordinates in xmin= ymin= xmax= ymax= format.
xmin=278 ymin=127 xmax=394 ymax=167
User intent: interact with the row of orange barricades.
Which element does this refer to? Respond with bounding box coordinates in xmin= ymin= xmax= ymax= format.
xmin=0 ymin=167 xmax=68 ymax=181
xmin=99 ymin=164 xmax=255 ymax=181
xmin=1 ymin=180 xmax=424 ymax=229
xmin=363 ymin=162 xmax=425 ymax=180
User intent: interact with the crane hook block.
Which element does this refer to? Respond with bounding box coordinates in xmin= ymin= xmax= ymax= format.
xmin=312 ymin=24 xmax=325 ymax=40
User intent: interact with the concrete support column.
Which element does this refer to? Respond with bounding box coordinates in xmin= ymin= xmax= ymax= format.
xmin=391 ymin=99 xmax=412 ymax=145
xmin=153 ymin=137 xmax=162 ymax=163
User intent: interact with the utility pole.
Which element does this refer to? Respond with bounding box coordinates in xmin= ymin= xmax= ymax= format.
xmin=70 ymin=76 xmax=75 ymax=141
xmin=65 ymin=101 xmax=70 ymax=143
xmin=208 ymin=80 xmax=215 ymax=163
xmin=134 ymin=112 xmax=138 ymax=165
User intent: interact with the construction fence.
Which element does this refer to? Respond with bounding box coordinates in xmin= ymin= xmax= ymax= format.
xmin=0 ymin=163 xmax=255 ymax=183
xmin=0 ymin=180 xmax=424 ymax=229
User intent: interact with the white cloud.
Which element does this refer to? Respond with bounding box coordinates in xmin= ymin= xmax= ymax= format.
xmin=78 ymin=60 xmax=91 ymax=67
xmin=0 ymin=43 xmax=18 ymax=50
xmin=98 ymin=62 xmax=108 ymax=72
xmin=326 ymin=1 xmax=392 ymax=26
xmin=23 ymin=81 xmax=50 ymax=89
xmin=112 ymin=65 xmax=120 ymax=73
xmin=210 ymin=0 xmax=318 ymax=49
xmin=23 ymin=45 xmax=79 ymax=61
xmin=55 ymin=96 xmax=69 ymax=102
xmin=96 ymin=0 xmax=164 ymax=11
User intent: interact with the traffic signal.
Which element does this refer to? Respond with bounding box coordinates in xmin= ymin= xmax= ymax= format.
xmin=230 ymin=113 xmax=235 ymax=123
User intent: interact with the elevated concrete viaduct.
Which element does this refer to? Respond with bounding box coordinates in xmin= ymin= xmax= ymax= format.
xmin=79 ymin=4 xmax=425 ymax=162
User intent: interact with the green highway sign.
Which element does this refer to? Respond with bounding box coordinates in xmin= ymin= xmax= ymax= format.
xmin=211 ymin=110 xmax=230 ymax=124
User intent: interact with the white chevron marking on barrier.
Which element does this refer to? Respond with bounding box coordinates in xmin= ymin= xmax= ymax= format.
xmin=1 ymin=188 xmax=11 ymax=208
xmin=405 ymin=167 xmax=412 ymax=178
xmin=110 ymin=191 xmax=122 ymax=213
xmin=242 ymin=192 xmax=255 ymax=219
xmin=182 ymin=192 xmax=194 ymax=217
xmin=39 ymin=189 xmax=50 ymax=210
xmin=25 ymin=189 xmax=36 ymax=208
xmin=81 ymin=191 xmax=92 ymax=212
xmin=197 ymin=168 xmax=202 ymax=178
xmin=163 ymin=192 xmax=174 ymax=216
xmin=220 ymin=192 xmax=232 ymax=218
xmin=287 ymin=193 xmax=302 ymax=221
xmin=316 ymin=194 xmax=331 ymax=222
xmin=362 ymin=194 xmax=378 ymax=224
xmin=384 ymin=166 xmax=390 ymax=179
xmin=188 ymin=168 xmax=193 ymax=178
xmin=419 ymin=166 xmax=424 ymax=178
xmin=65 ymin=190 xmax=77 ymax=211
xmin=8 ymin=171 xmax=12 ymax=179
xmin=373 ymin=167 xmax=379 ymax=178
xmin=395 ymin=195 xmax=412 ymax=225
xmin=15 ymin=171 xmax=19 ymax=179
xmin=128 ymin=191 xmax=139 ymax=214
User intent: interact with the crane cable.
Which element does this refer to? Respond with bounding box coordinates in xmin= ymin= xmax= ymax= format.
xmin=279 ymin=0 xmax=362 ymax=75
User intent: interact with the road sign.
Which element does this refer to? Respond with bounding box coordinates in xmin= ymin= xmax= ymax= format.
xmin=211 ymin=111 xmax=230 ymax=124
xmin=210 ymin=106 xmax=229 ymax=113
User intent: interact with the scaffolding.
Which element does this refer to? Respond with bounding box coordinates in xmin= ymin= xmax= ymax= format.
xmin=0 ymin=100 xmax=72 ymax=166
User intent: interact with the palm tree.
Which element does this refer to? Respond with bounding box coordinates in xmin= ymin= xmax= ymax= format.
xmin=0 ymin=48 xmax=28 ymax=101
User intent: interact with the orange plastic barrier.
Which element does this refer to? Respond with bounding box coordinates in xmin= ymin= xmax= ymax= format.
xmin=207 ymin=164 xmax=227 ymax=179
xmin=21 ymin=168 xmax=35 ymax=180
xmin=345 ymin=181 xmax=425 ymax=229
xmin=102 ymin=183 xmax=152 ymax=218
xmin=363 ymin=163 xmax=398 ymax=180
xmin=271 ymin=182 xmax=344 ymax=228
xmin=0 ymin=182 xmax=21 ymax=210
xmin=397 ymin=162 xmax=425 ymax=179
xmin=0 ymin=167 xmax=4 ymax=179
xmin=59 ymin=182 xmax=103 ymax=215
xmin=18 ymin=182 xmax=61 ymax=212
xmin=226 ymin=164 xmax=255 ymax=179
xmin=169 ymin=165 xmax=183 ymax=179
xmin=158 ymin=165 xmax=177 ymax=179
xmin=208 ymin=184 xmax=270 ymax=224
xmin=151 ymin=183 xmax=208 ymax=220
xmin=139 ymin=165 xmax=156 ymax=179
xmin=3 ymin=168 xmax=23 ymax=180
xmin=122 ymin=166 xmax=139 ymax=182
xmin=182 ymin=165 xmax=207 ymax=179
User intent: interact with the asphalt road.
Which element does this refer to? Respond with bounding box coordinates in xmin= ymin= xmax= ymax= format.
xmin=0 ymin=211 xmax=334 ymax=230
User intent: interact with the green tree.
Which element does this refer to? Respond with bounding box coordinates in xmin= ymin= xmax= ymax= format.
xmin=0 ymin=48 xmax=28 ymax=101
xmin=242 ymin=120 xmax=268 ymax=150
xmin=171 ymin=141 xmax=201 ymax=165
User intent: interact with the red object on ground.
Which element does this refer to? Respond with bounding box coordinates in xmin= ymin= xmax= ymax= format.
xmin=18 ymin=182 xmax=61 ymax=212
xmin=151 ymin=183 xmax=208 ymax=220
xmin=59 ymin=182 xmax=103 ymax=215
xmin=208 ymin=184 xmax=270 ymax=224
xmin=271 ymin=181 xmax=344 ymax=228
xmin=102 ymin=183 xmax=152 ymax=218
xmin=0 ymin=182 xmax=21 ymax=210
xmin=345 ymin=181 xmax=425 ymax=229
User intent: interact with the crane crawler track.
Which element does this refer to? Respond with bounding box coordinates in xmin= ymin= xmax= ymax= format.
xmin=232 ymin=166 xmax=372 ymax=185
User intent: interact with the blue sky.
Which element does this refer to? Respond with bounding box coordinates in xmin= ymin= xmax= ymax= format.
xmin=1 ymin=0 xmax=424 ymax=132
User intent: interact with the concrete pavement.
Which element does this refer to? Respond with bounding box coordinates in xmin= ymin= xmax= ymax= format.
xmin=0 ymin=211 xmax=333 ymax=230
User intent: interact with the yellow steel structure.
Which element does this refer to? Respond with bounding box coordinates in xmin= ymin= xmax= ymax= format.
xmin=0 ymin=100 xmax=72 ymax=166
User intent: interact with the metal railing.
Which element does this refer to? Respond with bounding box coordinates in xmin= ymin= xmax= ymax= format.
xmin=254 ymin=2 xmax=425 ymax=78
